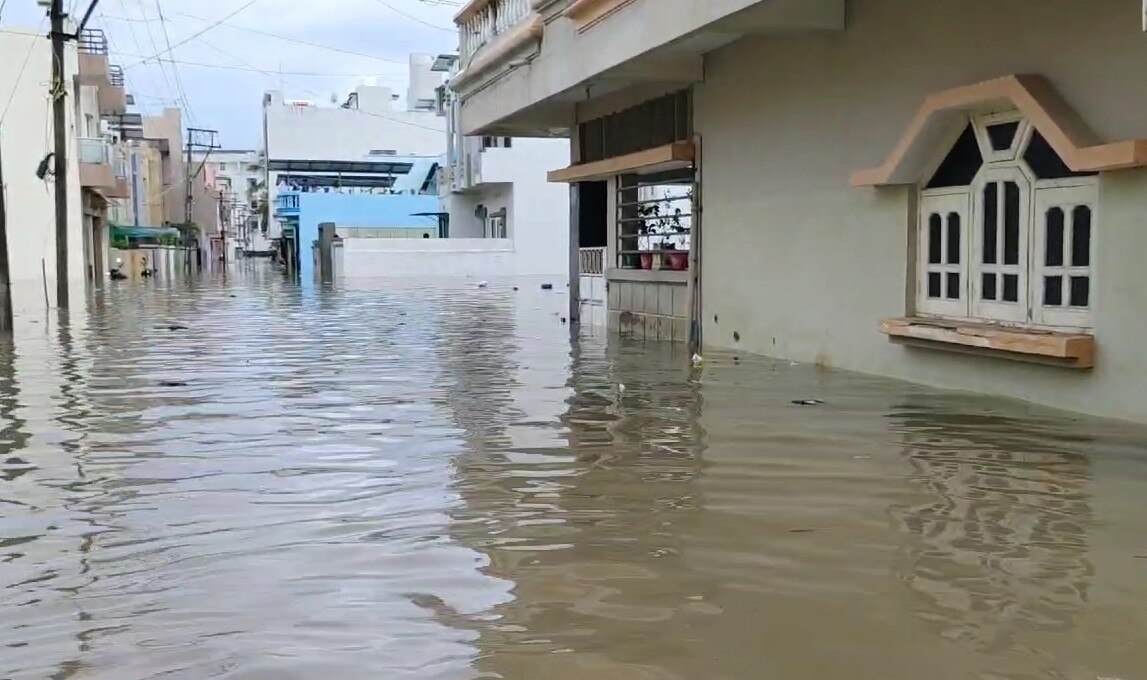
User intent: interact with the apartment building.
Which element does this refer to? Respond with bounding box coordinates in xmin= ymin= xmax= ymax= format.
xmin=435 ymin=54 xmax=571 ymax=282
xmin=191 ymin=149 xmax=269 ymax=256
xmin=0 ymin=25 xmax=87 ymax=310
xmin=448 ymin=0 xmax=1147 ymax=422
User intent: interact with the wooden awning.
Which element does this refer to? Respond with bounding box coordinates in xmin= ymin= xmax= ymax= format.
xmin=548 ymin=141 xmax=694 ymax=183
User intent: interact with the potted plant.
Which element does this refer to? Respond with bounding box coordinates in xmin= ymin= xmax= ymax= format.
xmin=637 ymin=203 xmax=663 ymax=270
xmin=663 ymin=207 xmax=689 ymax=270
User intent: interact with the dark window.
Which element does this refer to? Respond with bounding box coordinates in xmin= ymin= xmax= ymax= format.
xmin=986 ymin=121 xmax=1020 ymax=151
xmin=982 ymin=272 xmax=997 ymax=301
xmin=1003 ymin=274 xmax=1019 ymax=302
xmin=946 ymin=273 xmax=960 ymax=300
xmin=1072 ymin=205 xmax=1091 ymax=266
xmin=928 ymin=272 xmax=942 ymax=298
xmin=946 ymin=213 xmax=961 ymax=264
xmin=926 ymin=125 xmax=984 ymax=189
xmin=1045 ymin=207 xmax=1065 ymax=266
xmin=982 ymin=182 xmax=998 ymax=264
xmin=928 ymin=214 xmax=943 ymax=264
xmin=1023 ymin=130 xmax=1097 ymax=180
xmin=482 ymin=136 xmax=494 ymax=149
xmin=1070 ymin=276 xmax=1090 ymax=307
xmin=1044 ymin=276 xmax=1064 ymax=306
xmin=577 ymin=89 xmax=692 ymax=165
xmin=1003 ymin=181 xmax=1020 ymax=265
xmin=503 ymin=137 xmax=513 ymax=148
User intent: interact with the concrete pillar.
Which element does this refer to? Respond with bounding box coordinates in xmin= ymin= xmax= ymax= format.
xmin=318 ymin=222 xmax=335 ymax=283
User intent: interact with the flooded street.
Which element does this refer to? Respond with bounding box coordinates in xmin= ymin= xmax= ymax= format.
xmin=1 ymin=267 xmax=1145 ymax=680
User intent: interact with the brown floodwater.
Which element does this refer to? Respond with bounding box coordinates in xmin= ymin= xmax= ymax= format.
xmin=0 ymin=266 xmax=1145 ymax=680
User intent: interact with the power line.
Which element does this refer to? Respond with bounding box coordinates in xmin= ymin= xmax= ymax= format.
xmin=122 ymin=0 xmax=261 ymax=68
xmin=101 ymin=11 xmax=415 ymax=65
xmin=150 ymin=0 xmax=197 ymax=123
xmin=122 ymin=54 xmax=403 ymax=78
xmin=371 ymin=0 xmax=454 ymax=32
xmin=0 ymin=18 xmax=49 ymax=128
xmin=197 ymin=36 xmax=445 ymax=134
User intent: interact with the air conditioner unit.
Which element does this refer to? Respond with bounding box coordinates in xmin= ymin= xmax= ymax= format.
xmin=474 ymin=204 xmax=487 ymax=220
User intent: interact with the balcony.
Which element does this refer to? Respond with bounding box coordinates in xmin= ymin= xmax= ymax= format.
xmin=78 ymin=138 xmax=130 ymax=197
xmin=274 ymin=192 xmax=301 ymax=218
xmin=76 ymin=29 xmax=128 ymax=115
xmin=454 ymin=0 xmax=542 ymax=90
xmin=451 ymin=0 xmax=845 ymax=136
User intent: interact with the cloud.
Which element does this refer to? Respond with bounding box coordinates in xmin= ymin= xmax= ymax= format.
xmin=2 ymin=0 xmax=460 ymax=145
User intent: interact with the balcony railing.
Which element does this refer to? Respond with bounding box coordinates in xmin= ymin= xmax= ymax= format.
xmin=108 ymin=64 xmax=125 ymax=87
xmin=77 ymin=28 xmax=109 ymax=55
xmin=458 ymin=0 xmax=531 ymax=63
xmin=579 ymin=247 xmax=605 ymax=276
xmin=77 ymin=137 xmax=110 ymax=165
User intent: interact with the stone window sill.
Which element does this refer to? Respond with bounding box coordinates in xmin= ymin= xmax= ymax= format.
xmin=880 ymin=317 xmax=1095 ymax=369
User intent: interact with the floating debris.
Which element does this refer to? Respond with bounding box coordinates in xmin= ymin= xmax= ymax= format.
xmin=512 ymin=286 xmax=519 ymax=291
xmin=788 ymin=528 xmax=816 ymax=534
xmin=158 ymin=380 xmax=188 ymax=387
xmin=618 ymin=383 xmax=626 ymax=393
xmin=691 ymin=353 xmax=704 ymax=367
xmin=162 ymin=324 xmax=189 ymax=331
xmin=559 ymin=317 xmax=567 ymax=324
xmin=477 ymin=281 xmax=489 ymax=288
xmin=792 ymin=399 xmax=824 ymax=406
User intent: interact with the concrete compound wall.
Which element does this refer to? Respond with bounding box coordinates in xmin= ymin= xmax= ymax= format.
xmin=337 ymin=238 xmax=517 ymax=278
xmin=694 ymin=0 xmax=1147 ymax=421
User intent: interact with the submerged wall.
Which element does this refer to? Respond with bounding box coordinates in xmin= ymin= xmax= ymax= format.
xmin=694 ymin=0 xmax=1147 ymax=420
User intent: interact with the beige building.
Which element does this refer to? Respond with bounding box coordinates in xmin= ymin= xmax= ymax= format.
xmin=449 ymin=0 xmax=1147 ymax=422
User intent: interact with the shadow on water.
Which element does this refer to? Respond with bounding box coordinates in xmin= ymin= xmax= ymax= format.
xmin=0 ymin=268 xmax=1144 ymax=680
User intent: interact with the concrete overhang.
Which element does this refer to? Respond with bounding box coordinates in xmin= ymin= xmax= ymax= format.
xmin=455 ymin=0 xmax=845 ymax=136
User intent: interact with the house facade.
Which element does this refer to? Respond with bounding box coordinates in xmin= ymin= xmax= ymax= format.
xmin=1 ymin=25 xmax=87 ymax=311
xmin=448 ymin=0 xmax=1147 ymax=421
xmin=437 ymin=54 xmax=572 ymax=282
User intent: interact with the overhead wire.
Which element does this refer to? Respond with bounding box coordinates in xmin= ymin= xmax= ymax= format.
xmin=371 ymin=0 xmax=454 ymax=32
xmin=0 ymin=19 xmax=50 ymax=128
xmin=196 ymin=35 xmax=446 ymax=134
xmin=122 ymin=0 xmax=261 ymax=68
xmin=102 ymin=9 xmax=426 ymax=65
xmin=111 ymin=0 xmax=178 ymax=110
xmin=148 ymin=0 xmax=197 ymax=123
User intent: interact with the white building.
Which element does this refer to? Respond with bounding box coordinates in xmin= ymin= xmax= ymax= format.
xmin=261 ymin=54 xmax=447 ymax=249
xmin=435 ymin=54 xmax=572 ymax=283
xmin=191 ymin=149 xmax=269 ymax=254
xmin=0 ymin=26 xmax=87 ymax=312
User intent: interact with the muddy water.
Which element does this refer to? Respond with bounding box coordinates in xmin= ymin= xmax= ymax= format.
xmin=0 ymin=269 xmax=1145 ymax=680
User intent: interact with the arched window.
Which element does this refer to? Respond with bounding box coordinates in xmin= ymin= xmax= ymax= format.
xmin=917 ymin=113 xmax=1097 ymax=329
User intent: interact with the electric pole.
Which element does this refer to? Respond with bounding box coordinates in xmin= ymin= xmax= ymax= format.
xmin=183 ymin=127 xmax=219 ymax=272
xmin=50 ymin=0 xmax=69 ymax=309
xmin=0 ymin=137 xmax=13 ymax=334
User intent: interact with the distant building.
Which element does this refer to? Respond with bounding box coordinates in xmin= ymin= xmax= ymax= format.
xmin=261 ymin=54 xmax=447 ymax=268
xmin=191 ymin=149 xmax=268 ymax=256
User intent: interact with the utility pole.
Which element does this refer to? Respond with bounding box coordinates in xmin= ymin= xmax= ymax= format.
xmin=43 ymin=0 xmax=104 ymax=309
xmin=183 ymin=127 xmax=219 ymax=272
xmin=49 ymin=0 xmax=69 ymax=309
xmin=0 ymin=137 xmax=13 ymax=334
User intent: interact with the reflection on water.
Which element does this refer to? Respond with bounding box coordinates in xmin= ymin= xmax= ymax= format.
xmin=0 ymin=267 xmax=1145 ymax=680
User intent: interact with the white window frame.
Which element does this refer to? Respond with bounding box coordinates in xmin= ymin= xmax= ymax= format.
xmin=914 ymin=113 xmax=1097 ymax=332
xmin=971 ymin=166 xmax=1032 ymax=324
xmin=1032 ymin=183 xmax=1096 ymax=328
xmin=916 ymin=188 xmax=970 ymax=318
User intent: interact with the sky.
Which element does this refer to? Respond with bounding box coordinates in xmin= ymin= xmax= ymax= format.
xmin=0 ymin=0 xmax=461 ymax=147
